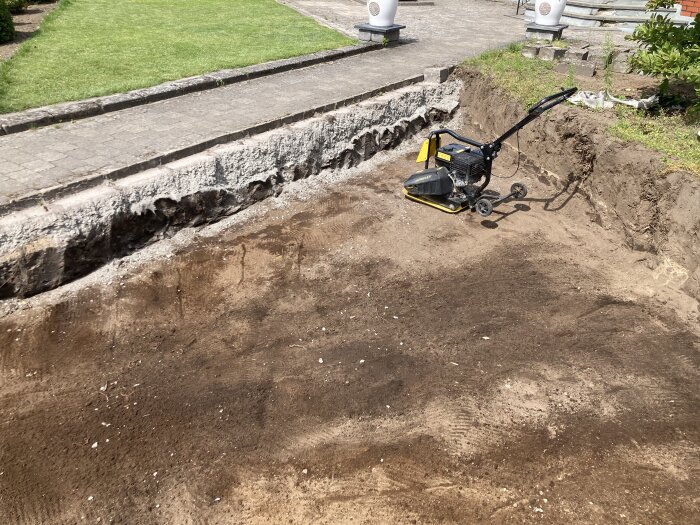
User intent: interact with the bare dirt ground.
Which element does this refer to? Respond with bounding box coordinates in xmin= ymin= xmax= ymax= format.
xmin=0 ymin=121 xmax=699 ymax=523
xmin=0 ymin=2 xmax=57 ymax=61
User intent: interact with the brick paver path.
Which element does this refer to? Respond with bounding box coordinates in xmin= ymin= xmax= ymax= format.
xmin=0 ymin=0 xmax=523 ymax=206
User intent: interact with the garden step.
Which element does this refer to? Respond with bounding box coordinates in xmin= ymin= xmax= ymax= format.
xmin=524 ymin=0 xmax=684 ymax=28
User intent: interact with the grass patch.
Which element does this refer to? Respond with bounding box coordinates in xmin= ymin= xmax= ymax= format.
xmin=465 ymin=43 xmax=574 ymax=109
xmin=466 ymin=43 xmax=700 ymax=176
xmin=610 ymin=108 xmax=700 ymax=174
xmin=0 ymin=0 xmax=353 ymax=112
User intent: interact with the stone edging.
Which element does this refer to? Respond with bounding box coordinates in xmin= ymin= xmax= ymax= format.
xmin=0 ymin=43 xmax=380 ymax=136
xmin=0 ymin=74 xmax=427 ymax=217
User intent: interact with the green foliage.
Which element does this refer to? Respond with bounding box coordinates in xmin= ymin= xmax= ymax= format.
xmin=627 ymin=4 xmax=700 ymax=104
xmin=0 ymin=0 xmax=353 ymax=112
xmin=566 ymin=63 xmax=575 ymax=89
xmin=467 ymin=45 xmax=699 ymax=177
xmin=0 ymin=0 xmax=14 ymax=44
xmin=602 ymin=34 xmax=615 ymax=94
xmin=6 ymin=0 xmax=28 ymax=15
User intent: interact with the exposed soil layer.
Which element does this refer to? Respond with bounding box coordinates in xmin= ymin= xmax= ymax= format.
xmin=0 ymin=128 xmax=698 ymax=522
xmin=0 ymin=83 xmax=457 ymax=300
xmin=458 ymin=69 xmax=700 ymax=301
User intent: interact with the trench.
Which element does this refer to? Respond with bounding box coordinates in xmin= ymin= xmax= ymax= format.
xmin=456 ymin=69 xmax=700 ymax=301
xmin=0 ymin=81 xmax=460 ymax=299
xmin=0 ymin=71 xmax=699 ymax=525
xmin=1 ymin=71 xmax=698 ymax=302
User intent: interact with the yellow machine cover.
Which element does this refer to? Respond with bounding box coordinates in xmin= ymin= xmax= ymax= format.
xmin=416 ymin=136 xmax=439 ymax=163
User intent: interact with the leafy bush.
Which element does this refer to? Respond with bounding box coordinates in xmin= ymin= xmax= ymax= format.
xmin=6 ymin=0 xmax=28 ymax=15
xmin=0 ymin=0 xmax=15 ymax=44
xmin=627 ymin=1 xmax=700 ymax=106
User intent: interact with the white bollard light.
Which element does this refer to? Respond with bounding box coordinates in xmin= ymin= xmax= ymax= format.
xmin=367 ymin=0 xmax=398 ymax=27
xmin=534 ymin=0 xmax=567 ymax=26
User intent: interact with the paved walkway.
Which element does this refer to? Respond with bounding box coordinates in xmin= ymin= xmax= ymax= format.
xmin=0 ymin=0 xmax=524 ymax=206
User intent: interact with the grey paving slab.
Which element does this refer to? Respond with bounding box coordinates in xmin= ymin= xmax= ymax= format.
xmin=0 ymin=0 xmax=524 ymax=205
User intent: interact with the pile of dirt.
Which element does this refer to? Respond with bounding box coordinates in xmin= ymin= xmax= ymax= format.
xmin=457 ymin=69 xmax=700 ymax=301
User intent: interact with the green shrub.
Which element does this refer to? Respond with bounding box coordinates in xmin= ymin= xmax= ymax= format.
xmin=0 ymin=1 xmax=15 ymax=44
xmin=6 ymin=0 xmax=28 ymax=15
xmin=627 ymin=1 xmax=700 ymax=108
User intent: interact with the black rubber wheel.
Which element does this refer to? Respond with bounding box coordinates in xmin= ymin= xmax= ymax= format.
xmin=475 ymin=198 xmax=493 ymax=217
xmin=511 ymin=182 xmax=528 ymax=199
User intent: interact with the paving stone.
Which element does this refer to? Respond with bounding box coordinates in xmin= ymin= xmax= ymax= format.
xmin=521 ymin=45 xmax=540 ymax=58
xmin=613 ymin=54 xmax=630 ymax=73
xmin=423 ymin=67 xmax=450 ymax=84
xmin=555 ymin=60 xmax=596 ymax=77
xmin=565 ymin=48 xmax=589 ymax=61
xmin=539 ymin=47 xmax=567 ymax=61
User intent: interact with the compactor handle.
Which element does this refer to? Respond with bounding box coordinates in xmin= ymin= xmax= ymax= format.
xmin=492 ymin=87 xmax=577 ymax=147
xmin=527 ymin=87 xmax=578 ymax=114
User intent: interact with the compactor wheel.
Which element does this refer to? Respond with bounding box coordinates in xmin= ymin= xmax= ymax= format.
xmin=511 ymin=182 xmax=528 ymax=199
xmin=475 ymin=199 xmax=493 ymax=217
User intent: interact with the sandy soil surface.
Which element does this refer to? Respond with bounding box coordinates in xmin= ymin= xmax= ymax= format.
xmin=0 ymin=121 xmax=698 ymax=523
xmin=0 ymin=2 xmax=57 ymax=61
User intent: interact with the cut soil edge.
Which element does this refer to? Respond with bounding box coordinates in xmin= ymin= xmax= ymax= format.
xmin=456 ymin=68 xmax=700 ymax=302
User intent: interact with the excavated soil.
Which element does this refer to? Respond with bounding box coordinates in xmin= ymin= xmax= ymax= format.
xmin=0 ymin=99 xmax=699 ymax=523
xmin=458 ymin=69 xmax=700 ymax=301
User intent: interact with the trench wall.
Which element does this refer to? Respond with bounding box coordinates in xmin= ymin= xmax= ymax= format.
xmin=458 ymin=70 xmax=700 ymax=300
xmin=0 ymin=81 xmax=461 ymax=299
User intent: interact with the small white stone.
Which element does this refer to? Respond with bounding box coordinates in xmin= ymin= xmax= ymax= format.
xmin=318 ymin=358 xmax=324 ymax=364
xmin=481 ymin=336 xmax=490 ymax=340
xmin=91 ymin=442 xmax=98 ymax=449
xmin=302 ymin=469 xmax=308 ymax=475
xmin=87 ymin=496 xmax=94 ymax=502
xmin=359 ymin=359 xmax=365 ymax=364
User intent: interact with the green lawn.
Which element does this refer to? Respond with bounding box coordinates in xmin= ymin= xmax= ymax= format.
xmin=465 ymin=44 xmax=699 ymax=176
xmin=0 ymin=0 xmax=353 ymax=112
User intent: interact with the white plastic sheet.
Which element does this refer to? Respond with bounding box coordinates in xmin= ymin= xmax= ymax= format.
xmin=568 ymin=90 xmax=659 ymax=110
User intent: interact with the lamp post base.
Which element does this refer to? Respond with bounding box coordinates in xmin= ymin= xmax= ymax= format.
xmin=355 ymin=23 xmax=406 ymax=44
xmin=525 ymin=22 xmax=568 ymax=41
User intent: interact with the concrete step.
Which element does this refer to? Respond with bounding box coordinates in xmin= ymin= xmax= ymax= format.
xmin=524 ymin=0 xmax=683 ymax=28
